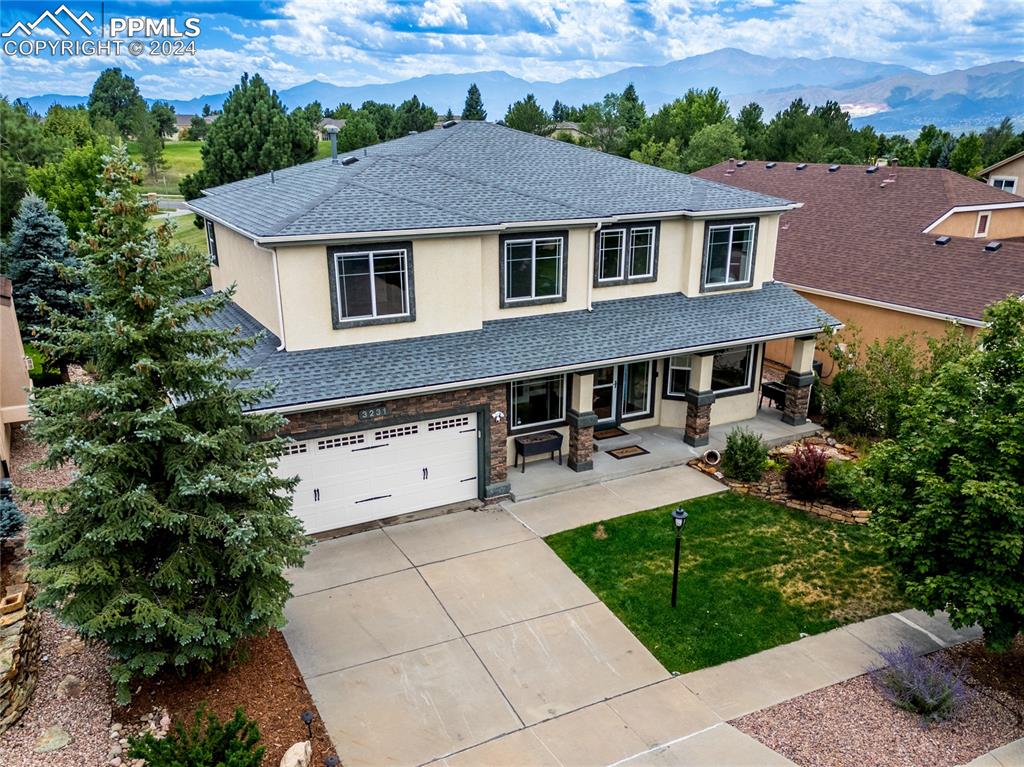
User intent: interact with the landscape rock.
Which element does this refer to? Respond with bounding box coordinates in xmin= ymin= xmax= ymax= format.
xmin=280 ymin=740 xmax=312 ymax=767
xmin=57 ymin=673 xmax=85 ymax=698
xmin=34 ymin=723 xmax=73 ymax=753
xmin=56 ymin=636 xmax=86 ymax=657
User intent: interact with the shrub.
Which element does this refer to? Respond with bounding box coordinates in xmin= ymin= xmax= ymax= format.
xmin=825 ymin=459 xmax=863 ymax=508
xmin=0 ymin=498 xmax=25 ymax=540
xmin=128 ymin=706 xmax=264 ymax=767
xmin=784 ymin=443 xmax=828 ymax=500
xmin=872 ymin=645 xmax=969 ymax=723
xmin=721 ymin=427 xmax=769 ymax=481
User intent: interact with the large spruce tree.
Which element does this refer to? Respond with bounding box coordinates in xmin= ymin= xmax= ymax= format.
xmin=179 ymin=73 xmax=317 ymax=200
xmin=462 ymin=83 xmax=486 ymax=121
xmin=26 ymin=146 xmax=307 ymax=702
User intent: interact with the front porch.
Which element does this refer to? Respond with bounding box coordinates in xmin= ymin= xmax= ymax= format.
xmin=508 ymin=410 xmax=821 ymax=501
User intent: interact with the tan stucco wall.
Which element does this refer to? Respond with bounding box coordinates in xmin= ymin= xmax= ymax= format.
xmin=930 ymin=207 xmax=1024 ymax=239
xmin=764 ymin=291 xmax=979 ymax=381
xmin=1 ymin=281 xmax=33 ymax=465
xmin=216 ymin=212 xmax=781 ymax=351
xmin=984 ymin=157 xmax=1024 ymax=197
xmin=209 ymin=224 xmax=281 ymax=337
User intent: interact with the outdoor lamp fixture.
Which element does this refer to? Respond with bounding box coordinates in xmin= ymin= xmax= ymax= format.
xmin=325 ymin=757 xmax=341 ymax=767
xmin=301 ymin=710 xmax=314 ymax=739
xmin=670 ymin=507 xmax=688 ymax=608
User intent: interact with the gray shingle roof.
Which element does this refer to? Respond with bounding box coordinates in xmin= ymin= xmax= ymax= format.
xmin=209 ymin=282 xmax=835 ymax=412
xmin=188 ymin=122 xmax=795 ymax=239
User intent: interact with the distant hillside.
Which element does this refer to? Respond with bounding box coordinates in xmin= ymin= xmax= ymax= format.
xmin=13 ymin=49 xmax=1023 ymax=133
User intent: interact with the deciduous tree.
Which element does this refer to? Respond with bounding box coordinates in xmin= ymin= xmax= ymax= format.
xmin=337 ymin=112 xmax=379 ymax=152
xmin=26 ymin=147 xmax=307 ymax=702
xmin=681 ymin=120 xmax=744 ymax=171
xmin=87 ymin=68 xmax=146 ymax=138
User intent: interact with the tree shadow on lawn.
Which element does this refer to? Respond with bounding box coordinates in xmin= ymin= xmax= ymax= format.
xmin=545 ymin=491 xmax=907 ymax=673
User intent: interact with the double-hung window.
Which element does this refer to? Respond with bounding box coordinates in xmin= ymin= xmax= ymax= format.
xmin=595 ymin=222 xmax=658 ymax=285
xmin=664 ymin=355 xmax=692 ymax=397
xmin=328 ymin=242 xmax=414 ymax=327
xmin=711 ymin=345 xmax=756 ymax=394
xmin=205 ymin=219 xmax=218 ymax=266
xmin=501 ymin=231 xmax=567 ymax=306
xmin=510 ymin=375 xmax=567 ymax=429
xmin=702 ymin=219 xmax=757 ymax=290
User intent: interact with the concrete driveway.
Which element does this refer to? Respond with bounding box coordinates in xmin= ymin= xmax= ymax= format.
xmin=282 ymin=467 xmax=771 ymax=767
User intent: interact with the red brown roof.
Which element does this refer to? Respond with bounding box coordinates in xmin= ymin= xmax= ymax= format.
xmin=693 ymin=161 xmax=1024 ymax=322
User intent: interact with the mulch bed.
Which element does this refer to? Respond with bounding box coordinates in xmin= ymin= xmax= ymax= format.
xmin=734 ymin=638 xmax=1024 ymax=767
xmin=118 ymin=630 xmax=336 ymax=766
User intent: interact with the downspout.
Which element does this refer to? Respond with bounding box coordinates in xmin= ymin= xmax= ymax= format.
xmin=587 ymin=222 xmax=603 ymax=312
xmin=253 ymin=240 xmax=286 ymax=351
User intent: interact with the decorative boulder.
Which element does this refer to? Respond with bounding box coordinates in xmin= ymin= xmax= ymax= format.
xmin=280 ymin=740 xmax=312 ymax=767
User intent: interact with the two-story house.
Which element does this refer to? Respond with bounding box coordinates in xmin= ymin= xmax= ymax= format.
xmin=188 ymin=122 xmax=833 ymax=535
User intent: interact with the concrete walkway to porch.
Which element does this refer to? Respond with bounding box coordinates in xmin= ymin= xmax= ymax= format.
xmin=509 ymin=410 xmax=821 ymax=502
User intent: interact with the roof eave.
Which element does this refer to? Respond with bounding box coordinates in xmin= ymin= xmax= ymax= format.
xmin=785 ymin=281 xmax=987 ymax=327
xmin=922 ymin=200 xmax=1024 ymax=234
xmin=979 ymin=149 xmax=1024 ymax=176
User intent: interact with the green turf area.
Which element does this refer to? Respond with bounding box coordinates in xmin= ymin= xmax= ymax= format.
xmin=315 ymin=139 xmax=333 ymax=159
xmin=24 ymin=343 xmax=62 ymax=387
xmin=546 ymin=492 xmax=905 ymax=673
xmin=129 ymin=140 xmax=203 ymax=195
xmin=148 ymin=214 xmax=207 ymax=251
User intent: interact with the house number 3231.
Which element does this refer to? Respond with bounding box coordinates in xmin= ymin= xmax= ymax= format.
xmin=358 ymin=405 xmax=389 ymax=421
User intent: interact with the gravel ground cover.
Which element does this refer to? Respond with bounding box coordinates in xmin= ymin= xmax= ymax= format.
xmin=734 ymin=639 xmax=1024 ymax=767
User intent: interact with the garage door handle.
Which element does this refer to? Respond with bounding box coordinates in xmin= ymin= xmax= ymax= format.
xmin=422 ymin=467 xmax=428 ymax=480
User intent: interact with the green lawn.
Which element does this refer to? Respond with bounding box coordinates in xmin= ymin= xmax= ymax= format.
xmin=148 ymin=214 xmax=207 ymax=251
xmin=546 ymin=492 xmax=905 ymax=674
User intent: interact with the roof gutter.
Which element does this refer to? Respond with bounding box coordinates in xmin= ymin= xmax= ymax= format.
xmin=923 ymin=201 xmax=1024 ymax=234
xmin=186 ymin=202 xmax=799 ymax=248
xmin=785 ymin=282 xmax=986 ymax=328
xmin=248 ymin=323 xmax=837 ymax=415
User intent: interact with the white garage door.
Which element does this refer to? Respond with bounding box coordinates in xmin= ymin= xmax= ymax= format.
xmin=277 ymin=413 xmax=480 ymax=534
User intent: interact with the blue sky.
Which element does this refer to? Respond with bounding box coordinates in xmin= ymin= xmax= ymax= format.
xmin=1 ymin=0 xmax=1022 ymax=100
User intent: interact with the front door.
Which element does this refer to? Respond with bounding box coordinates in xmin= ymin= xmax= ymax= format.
xmin=592 ymin=366 xmax=618 ymax=425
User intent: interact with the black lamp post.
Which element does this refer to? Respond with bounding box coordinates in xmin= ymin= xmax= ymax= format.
xmin=301 ymin=710 xmax=314 ymax=739
xmin=670 ymin=507 xmax=688 ymax=608
xmin=325 ymin=757 xmax=340 ymax=767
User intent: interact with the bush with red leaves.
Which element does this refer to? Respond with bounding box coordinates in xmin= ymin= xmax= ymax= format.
xmin=784 ymin=444 xmax=829 ymax=500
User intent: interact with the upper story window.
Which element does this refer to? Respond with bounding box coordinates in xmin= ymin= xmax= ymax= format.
xmin=702 ymin=219 xmax=757 ymax=291
xmin=509 ymin=374 xmax=567 ymax=430
xmin=975 ymin=211 xmax=991 ymax=237
xmin=711 ymin=345 xmax=756 ymax=395
xmin=205 ymin=220 xmax=218 ymax=266
xmin=663 ymin=354 xmax=692 ymax=398
xmin=595 ymin=222 xmax=659 ymax=286
xmin=327 ymin=242 xmax=415 ymax=329
xmin=500 ymin=231 xmax=568 ymax=307
xmin=990 ymin=177 xmax=1018 ymax=194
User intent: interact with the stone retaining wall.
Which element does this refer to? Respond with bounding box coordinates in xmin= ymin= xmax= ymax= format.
xmin=0 ymin=593 xmax=40 ymax=734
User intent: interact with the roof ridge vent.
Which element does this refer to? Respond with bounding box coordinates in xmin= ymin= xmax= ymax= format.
xmin=934 ymin=235 xmax=951 ymax=246
xmin=984 ymin=241 xmax=1002 ymax=252
xmin=408 ymin=130 xmax=418 ymax=135
xmin=340 ymin=156 xmax=358 ymax=166
xmin=866 ymin=165 xmax=878 ymax=174
xmin=442 ymin=120 xmax=457 ymax=128
xmin=766 ymin=162 xmax=776 ymax=169
xmin=736 ymin=160 xmax=747 ymax=167
xmin=828 ymin=164 xmax=840 ymax=172
xmin=795 ymin=163 xmax=807 ymax=170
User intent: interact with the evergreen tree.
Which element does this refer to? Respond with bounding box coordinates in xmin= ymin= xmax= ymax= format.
xmin=1 ymin=98 xmax=61 ymax=234
xmin=87 ymin=68 xmax=146 ymax=138
xmin=736 ymin=102 xmax=766 ymax=159
xmin=179 ymin=73 xmax=317 ymax=199
xmin=389 ymin=95 xmax=437 ymax=138
xmin=3 ymin=193 xmax=81 ymax=377
xmin=42 ymin=104 xmax=98 ymax=147
xmin=135 ymin=112 xmax=167 ymax=179
xmin=359 ymin=101 xmax=397 ymax=141
xmin=503 ymin=94 xmax=549 ymax=135
xmin=648 ymin=88 xmax=729 ymax=148
xmin=185 ymin=114 xmax=210 ymax=141
xmin=681 ymin=120 xmax=744 ymax=171
xmin=462 ymin=83 xmax=486 ymax=121
xmin=149 ymin=102 xmax=177 ymax=144
xmin=26 ymin=147 xmax=307 ymax=702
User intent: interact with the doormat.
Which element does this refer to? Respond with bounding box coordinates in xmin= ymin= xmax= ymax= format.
xmin=594 ymin=427 xmax=628 ymax=440
xmin=608 ymin=445 xmax=650 ymax=460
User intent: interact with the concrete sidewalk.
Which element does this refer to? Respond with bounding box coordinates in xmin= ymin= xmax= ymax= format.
xmin=962 ymin=737 xmax=1024 ymax=767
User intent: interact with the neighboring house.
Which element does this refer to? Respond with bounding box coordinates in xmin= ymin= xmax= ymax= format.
xmin=316 ymin=118 xmax=346 ymax=140
xmin=694 ymin=160 xmax=1024 ymax=376
xmin=187 ymin=122 xmax=833 ymax=535
xmin=548 ymin=121 xmax=586 ymax=141
xmin=173 ymin=113 xmax=215 ymax=140
xmin=0 ymin=277 xmax=32 ymax=477
xmin=979 ymin=149 xmax=1024 ymax=196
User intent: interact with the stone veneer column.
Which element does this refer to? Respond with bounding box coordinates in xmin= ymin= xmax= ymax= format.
xmin=567 ymin=372 xmax=598 ymax=472
xmin=782 ymin=336 xmax=817 ymax=426
xmin=684 ymin=352 xmax=716 ymax=447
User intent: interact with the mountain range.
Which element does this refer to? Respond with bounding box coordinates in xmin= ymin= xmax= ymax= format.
xmin=15 ymin=48 xmax=1024 ymax=134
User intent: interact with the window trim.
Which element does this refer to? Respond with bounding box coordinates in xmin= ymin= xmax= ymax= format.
xmin=990 ymin=176 xmax=1018 ymax=194
xmin=326 ymin=241 xmax=416 ymax=329
xmin=711 ymin=344 xmax=759 ymax=397
xmin=974 ymin=211 xmax=991 ymax=238
xmin=700 ymin=218 xmax=758 ymax=292
xmin=593 ymin=221 xmax=660 ymax=287
xmin=205 ymin=219 xmax=218 ymax=266
xmin=508 ymin=374 xmax=569 ymax=433
xmin=499 ymin=230 xmax=569 ymax=308
xmin=661 ymin=354 xmax=692 ymax=401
